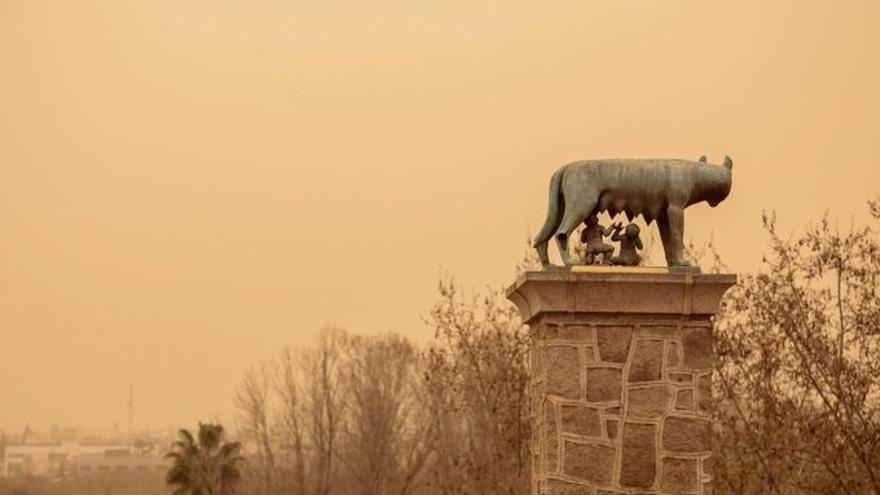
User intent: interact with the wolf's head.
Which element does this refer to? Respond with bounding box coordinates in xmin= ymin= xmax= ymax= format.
xmin=693 ymin=155 xmax=733 ymax=207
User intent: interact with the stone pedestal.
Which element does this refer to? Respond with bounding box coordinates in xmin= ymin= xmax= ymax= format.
xmin=507 ymin=267 xmax=736 ymax=495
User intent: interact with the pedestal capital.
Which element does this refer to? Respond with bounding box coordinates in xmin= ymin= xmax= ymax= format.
xmin=506 ymin=267 xmax=736 ymax=323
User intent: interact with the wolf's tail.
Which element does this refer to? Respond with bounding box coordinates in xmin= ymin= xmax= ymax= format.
xmin=533 ymin=166 xmax=566 ymax=247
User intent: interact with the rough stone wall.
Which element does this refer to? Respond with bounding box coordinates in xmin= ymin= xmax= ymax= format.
xmin=531 ymin=320 xmax=714 ymax=495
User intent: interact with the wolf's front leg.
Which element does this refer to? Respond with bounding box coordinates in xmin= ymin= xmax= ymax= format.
xmin=662 ymin=205 xmax=691 ymax=266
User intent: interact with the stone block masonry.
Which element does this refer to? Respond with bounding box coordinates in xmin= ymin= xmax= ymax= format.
xmin=507 ymin=268 xmax=735 ymax=495
xmin=536 ymin=322 xmax=712 ymax=493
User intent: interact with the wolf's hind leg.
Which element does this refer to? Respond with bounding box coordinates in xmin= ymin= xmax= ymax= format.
xmin=555 ymin=195 xmax=597 ymax=266
xmin=657 ymin=214 xmax=674 ymax=265
xmin=536 ymin=242 xmax=551 ymax=267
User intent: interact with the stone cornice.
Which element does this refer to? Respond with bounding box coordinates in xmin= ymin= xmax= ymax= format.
xmin=506 ymin=268 xmax=736 ymax=323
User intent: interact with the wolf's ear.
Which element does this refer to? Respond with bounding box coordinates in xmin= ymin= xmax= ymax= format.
xmin=723 ymin=155 xmax=733 ymax=170
xmin=698 ymin=155 xmax=707 ymax=162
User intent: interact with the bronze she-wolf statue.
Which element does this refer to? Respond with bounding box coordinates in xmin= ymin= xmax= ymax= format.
xmin=534 ymin=156 xmax=733 ymax=267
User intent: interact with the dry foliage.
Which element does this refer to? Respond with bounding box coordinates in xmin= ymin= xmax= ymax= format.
xmin=235 ymin=328 xmax=432 ymax=495
xmin=713 ymin=201 xmax=880 ymax=494
xmin=421 ymin=276 xmax=530 ymax=495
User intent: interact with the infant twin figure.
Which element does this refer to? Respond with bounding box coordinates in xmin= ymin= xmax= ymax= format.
xmin=578 ymin=214 xmax=643 ymax=266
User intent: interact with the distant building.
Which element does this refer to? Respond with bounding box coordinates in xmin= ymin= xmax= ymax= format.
xmin=2 ymin=441 xmax=168 ymax=478
xmin=72 ymin=451 xmax=168 ymax=476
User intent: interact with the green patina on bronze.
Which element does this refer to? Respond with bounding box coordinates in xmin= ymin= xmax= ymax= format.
xmin=534 ymin=156 xmax=733 ymax=267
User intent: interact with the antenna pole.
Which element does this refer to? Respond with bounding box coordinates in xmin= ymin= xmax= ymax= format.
xmin=128 ymin=385 xmax=133 ymax=452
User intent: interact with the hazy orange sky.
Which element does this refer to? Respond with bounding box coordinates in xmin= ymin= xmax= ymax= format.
xmin=2 ymin=1 xmax=879 ymax=434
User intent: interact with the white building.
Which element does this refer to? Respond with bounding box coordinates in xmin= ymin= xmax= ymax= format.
xmin=2 ymin=441 xmax=166 ymax=478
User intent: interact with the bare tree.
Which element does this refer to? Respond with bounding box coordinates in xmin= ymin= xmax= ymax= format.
xmin=340 ymin=333 xmax=434 ymax=495
xmin=274 ymin=346 xmax=308 ymax=495
xmin=711 ymin=201 xmax=880 ymax=494
xmin=423 ymin=275 xmax=531 ymax=495
xmin=234 ymin=366 xmax=275 ymax=495
xmin=301 ymin=327 xmax=346 ymax=495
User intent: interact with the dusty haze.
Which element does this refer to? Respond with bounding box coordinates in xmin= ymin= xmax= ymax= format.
xmin=1 ymin=1 xmax=879 ymax=433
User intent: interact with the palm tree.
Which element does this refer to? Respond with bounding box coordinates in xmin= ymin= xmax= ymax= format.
xmin=166 ymin=423 xmax=244 ymax=495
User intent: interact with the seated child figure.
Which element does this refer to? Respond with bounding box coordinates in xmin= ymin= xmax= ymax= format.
xmin=609 ymin=223 xmax=644 ymax=266
xmin=580 ymin=215 xmax=620 ymax=264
